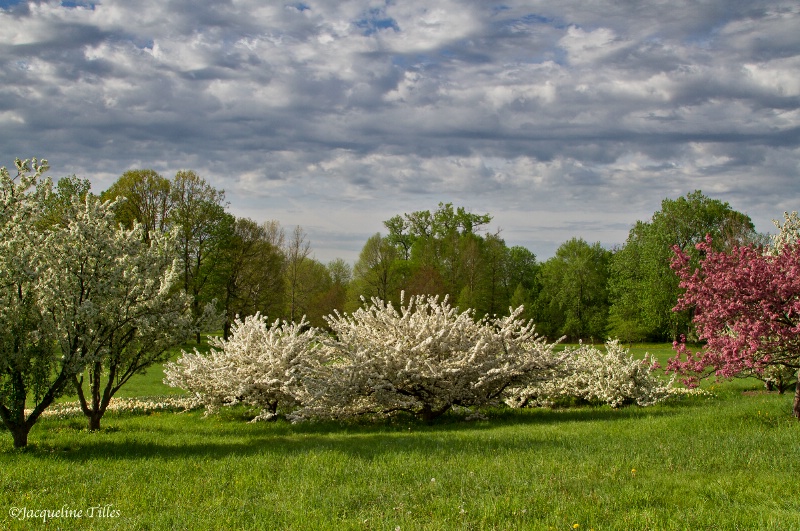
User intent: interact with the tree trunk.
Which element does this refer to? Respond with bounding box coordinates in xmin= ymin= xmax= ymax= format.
xmin=11 ymin=425 xmax=30 ymax=449
xmin=419 ymin=403 xmax=450 ymax=422
xmin=793 ymin=372 xmax=800 ymax=420
xmin=88 ymin=412 xmax=103 ymax=431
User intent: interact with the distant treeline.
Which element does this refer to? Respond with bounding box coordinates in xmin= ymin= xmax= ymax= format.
xmin=95 ymin=170 xmax=762 ymax=343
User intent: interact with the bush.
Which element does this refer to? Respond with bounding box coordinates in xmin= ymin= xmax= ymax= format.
xmin=291 ymin=294 xmax=564 ymax=422
xmin=506 ymin=339 xmax=673 ymax=408
xmin=164 ymin=313 xmax=322 ymax=421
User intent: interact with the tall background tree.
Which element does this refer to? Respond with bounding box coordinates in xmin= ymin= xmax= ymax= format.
xmin=505 ymin=245 xmax=540 ymax=321
xmin=100 ymin=169 xmax=172 ymax=242
xmin=216 ymin=216 xmax=286 ymax=339
xmin=350 ymin=233 xmax=404 ymax=307
xmin=608 ymin=190 xmax=758 ymax=342
xmin=535 ymin=238 xmax=611 ymax=341
xmin=284 ymin=225 xmax=312 ymax=323
xmin=350 ymin=204 xmax=542 ymax=320
xmin=168 ymin=170 xmax=228 ymax=341
xmin=308 ymin=258 xmax=352 ymax=327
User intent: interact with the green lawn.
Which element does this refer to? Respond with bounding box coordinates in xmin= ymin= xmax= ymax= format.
xmin=1 ymin=344 xmax=798 ymax=530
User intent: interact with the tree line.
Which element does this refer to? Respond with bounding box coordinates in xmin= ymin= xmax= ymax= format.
xmin=99 ymin=169 xmax=763 ymax=344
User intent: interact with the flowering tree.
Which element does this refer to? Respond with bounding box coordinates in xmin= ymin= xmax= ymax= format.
xmin=506 ymin=339 xmax=672 ymax=409
xmin=0 ymin=158 xmax=193 ymax=446
xmin=768 ymin=211 xmax=800 ymax=255
xmin=669 ymin=226 xmax=800 ymax=418
xmin=164 ymin=313 xmax=321 ymax=421
xmin=56 ymin=211 xmax=193 ymax=431
xmin=0 ymin=158 xmax=57 ymax=447
xmin=295 ymin=294 xmax=563 ymax=422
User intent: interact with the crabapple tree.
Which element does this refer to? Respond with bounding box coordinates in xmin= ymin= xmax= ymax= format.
xmin=295 ymin=294 xmax=563 ymax=422
xmin=61 ymin=215 xmax=193 ymax=431
xmin=506 ymin=339 xmax=672 ymax=409
xmin=0 ymin=158 xmax=57 ymax=447
xmin=0 ymin=158 xmax=193 ymax=446
xmin=669 ymin=228 xmax=800 ymax=418
xmin=164 ymin=313 xmax=322 ymax=421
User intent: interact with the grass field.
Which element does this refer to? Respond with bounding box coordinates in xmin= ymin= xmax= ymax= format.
xmin=1 ymin=343 xmax=799 ymax=530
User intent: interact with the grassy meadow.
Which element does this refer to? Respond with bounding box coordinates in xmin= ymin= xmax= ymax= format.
xmin=1 ymin=343 xmax=798 ymax=530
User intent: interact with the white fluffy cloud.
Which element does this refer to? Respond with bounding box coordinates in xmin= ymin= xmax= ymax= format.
xmin=1 ymin=0 xmax=798 ymax=262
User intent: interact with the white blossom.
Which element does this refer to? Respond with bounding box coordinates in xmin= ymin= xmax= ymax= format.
xmin=1 ymin=158 xmax=191 ymax=445
xmin=293 ymin=294 xmax=564 ymax=421
xmin=506 ymin=339 xmax=672 ymax=409
xmin=768 ymin=211 xmax=800 ymax=255
xmin=164 ymin=313 xmax=322 ymax=421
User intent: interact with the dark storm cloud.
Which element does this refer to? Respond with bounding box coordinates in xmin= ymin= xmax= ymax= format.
xmin=0 ymin=0 xmax=798 ymax=261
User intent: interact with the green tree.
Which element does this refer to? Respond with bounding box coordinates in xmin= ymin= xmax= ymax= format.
xmin=284 ymin=225 xmax=312 ymax=323
xmin=38 ymin=175 xmax=93 ymax=228
xmin=505 ymin=245 xmax=540 ymax=320
xmin=169 ymin=170 xmax=228 ymax=341
xmin=302 ymin=259 xmax=345 ymax=328
xmin=479 ymin=232 xmax=515 ymax=316
xmin=383 ymin=203 xmax=492 ymax=304
xmin=608 ymin=190 xmax=758 ymax=341
xmin=350 ymin=233 xmax=403 ymax=306
xmin=100 ymin=169 xmax=172 ymax=242
xmin=311 ymin=258 xmax=352 ymax=324
xmin=217 ymin=216 xmax=286 ymax=339
xmin=409 ymin=203 xmax=492 ymax=296
xmin=536 ymin=238 xmax=611 ymax=341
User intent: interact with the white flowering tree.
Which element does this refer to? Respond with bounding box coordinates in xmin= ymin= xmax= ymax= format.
xmin=768 ymin=211 xmax=800 ymax=255
xmin=164 ymin=313 xmax=322 ymax=421
xmin=0 ymin=158 xmax=193 ymax=446
xmin=0 ymin=158 xmax=56 ymax=448
xmin=53 ymin=206 xmax=194 ymax=431
xmin=295 ymin=294 xmax=563 ymax=422
xmin=506 ymin=339 xmax=672 ymax=409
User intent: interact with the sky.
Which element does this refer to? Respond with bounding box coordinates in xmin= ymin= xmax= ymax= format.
xmin=1 ymin=1 xmax=798 ymax=264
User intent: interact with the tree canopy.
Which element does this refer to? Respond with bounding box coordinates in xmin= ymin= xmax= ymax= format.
xmin=608 ymin=190 xmax=758 ymax=342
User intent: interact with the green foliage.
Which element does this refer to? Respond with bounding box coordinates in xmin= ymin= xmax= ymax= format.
xmin=103 ymin=169 xmax=232 ymax=342
xmin=350 ymin=232 xmax=404 ymax=306
xmin=215 ymin=215 xmax=286 ymax=338
xmin=350 ymin=203 xmax=539 ymax=320
xmin=169 ymin=170 xmax=229 ymax=338
xmin=608 ymin=190 xmax=758 ymax=342
xmin=535 ymin=238 xmax=611 ymax=341
xmin=100 ymin=169 xmax=172 ymax=240
xmin=37 ymin=175 xmax=93 ymax=229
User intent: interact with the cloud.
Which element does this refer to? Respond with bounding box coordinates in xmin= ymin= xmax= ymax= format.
xmin=0 ymin=0 xmax=798 ymax=262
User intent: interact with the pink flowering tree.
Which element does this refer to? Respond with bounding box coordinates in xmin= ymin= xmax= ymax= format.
xmin=668 ymin=230 xmax=800 ymax=419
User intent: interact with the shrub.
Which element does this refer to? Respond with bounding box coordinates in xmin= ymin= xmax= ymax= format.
xmin=292 ymin=294 xmax=564 ymax=422
xmin=164 ymin=314 xmax=321 ymax=421
xmin=506 ymin=339 xmax=673 ymax=408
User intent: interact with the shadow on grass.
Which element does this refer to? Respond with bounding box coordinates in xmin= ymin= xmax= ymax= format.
xmin=2 ymin=399 xmax=709 ymax=461
xmin=17 ymin=428 xmax=557 ymax=462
